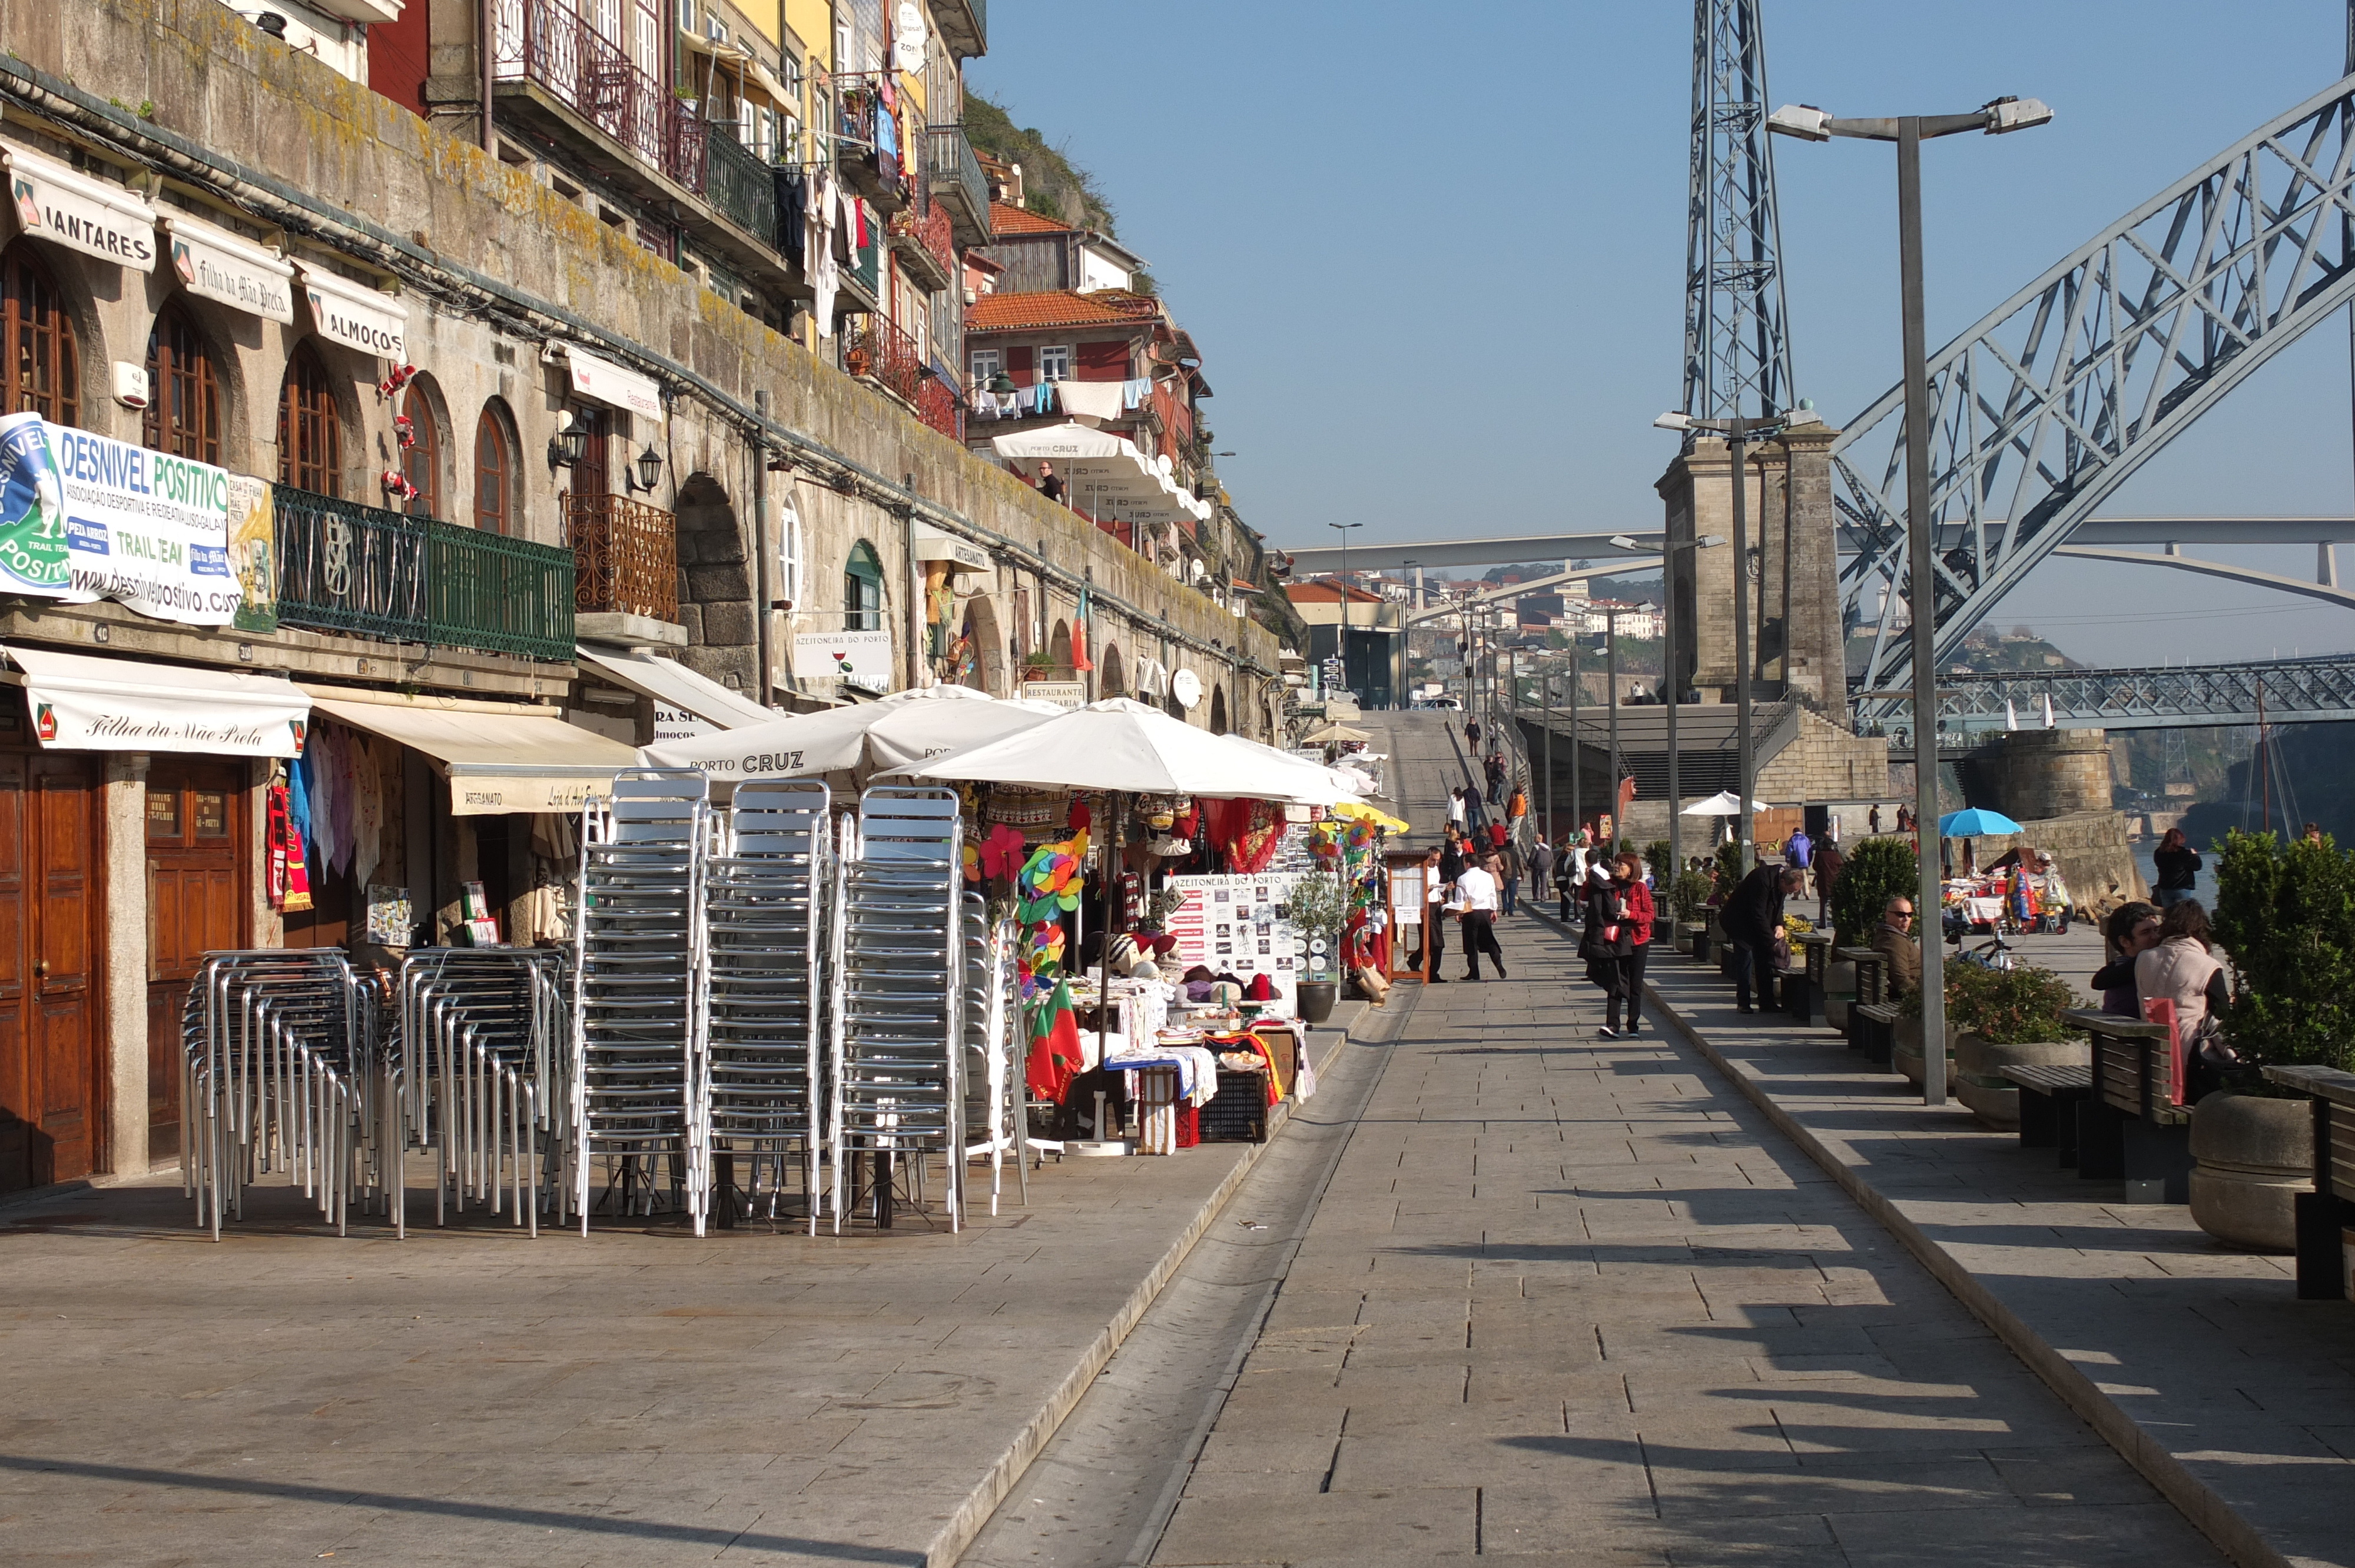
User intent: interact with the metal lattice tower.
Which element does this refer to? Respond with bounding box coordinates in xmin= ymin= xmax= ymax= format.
xmin=1682 ymin=0 xmax=1798 ymax=421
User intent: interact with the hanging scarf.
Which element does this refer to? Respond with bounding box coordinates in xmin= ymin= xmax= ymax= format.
xmin=267 ymin=776 xmax=312 ymax=913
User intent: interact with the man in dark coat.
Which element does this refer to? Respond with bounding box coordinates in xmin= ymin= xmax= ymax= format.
xmin=1720 ymin=862 xmax=1802 ymax=1014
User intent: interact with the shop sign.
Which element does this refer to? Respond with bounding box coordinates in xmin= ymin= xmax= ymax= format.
xmin=225 ymin=474 xmax=277 ymax=632
xmin=791 ymin=628 xmax=894 ymax=691
xmin=1165 ymin=872 xmax=1303 ymax=1012
xmin=297 ymin=263 xmax=408 ymax=360
xmin=1022 ymin=679 xmax=1086 ymax=710
xmin=446 ymin=769 xmax=618 ymax=817
xmin=651 ymin=702 xmax=715 ymax=743
xmin=164 ymin=213 xmax=295 ymax=324
xmin=4 ymin=148 xmax=156 ymax=270
xmin=910 ymin=521 xmax=989 ymax=574
xmin=563 ymin=346 xmax=664 ymax=421
xmin=0 ymin=413 xmax=241 ymax=626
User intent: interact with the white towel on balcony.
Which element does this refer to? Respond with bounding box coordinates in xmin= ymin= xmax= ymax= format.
xmin=1057 ymin=379 xmax=1126 ymax=421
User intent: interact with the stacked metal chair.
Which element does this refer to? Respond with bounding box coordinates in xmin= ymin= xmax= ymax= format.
xmin=703 ymin=779 xmax=832 ymax=1230
xmin=394 ymin=947 xmax=569 ymax=1238
xmin=960 ymin=899 xmax=1026 ymax=1215
xmin=570 ymin=769 xmax=712 ymax=1235
xmin=828 ymin=786 xmax=966 ymax=1231
xmin=181 ymin=949 xmax=376 ymax=1238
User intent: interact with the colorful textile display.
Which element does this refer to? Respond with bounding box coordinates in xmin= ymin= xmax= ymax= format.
xmin=1025 ymin=977 xmax=1084 ymax=1104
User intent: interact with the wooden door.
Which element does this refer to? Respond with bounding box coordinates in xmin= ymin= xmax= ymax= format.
xmin=0 ymin=752 xmax=104 ymax=1195
xmin=145 ymin=763 xmax=247 ymax=1164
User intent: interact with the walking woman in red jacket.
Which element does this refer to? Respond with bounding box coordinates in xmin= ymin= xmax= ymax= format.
xmin=1605 ymin=852 xmax=1655 ymax=1037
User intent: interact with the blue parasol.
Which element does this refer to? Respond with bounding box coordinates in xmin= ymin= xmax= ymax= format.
xmin=1938 ymin=808 xmax=2024 ymax=838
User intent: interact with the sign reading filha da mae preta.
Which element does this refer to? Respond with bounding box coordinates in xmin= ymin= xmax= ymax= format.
xmin=0 ymin=413 xmax=252 ymax=627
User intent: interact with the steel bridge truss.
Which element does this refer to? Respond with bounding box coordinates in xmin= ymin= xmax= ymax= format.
xmin=1870 ymin=652 xmax=2355 ymax=732
xmin=1683 ymin=0 xmax=1797 ymax=426
xmin=1836 ymin=75 xmax=2355 ymax=713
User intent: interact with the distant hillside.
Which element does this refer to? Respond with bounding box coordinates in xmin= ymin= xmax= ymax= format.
xmin=963 ymin=92 xmax=1117 ymax=235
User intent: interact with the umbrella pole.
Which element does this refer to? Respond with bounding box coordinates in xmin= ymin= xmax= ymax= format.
xmin=1095 ymin=792 xmax=1121 ymax=1139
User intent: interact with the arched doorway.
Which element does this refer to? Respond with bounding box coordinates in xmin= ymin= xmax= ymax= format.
xmin=675 ymin=473 xmax=754 ymax=693
xmin=1048 ymin=619 xmax=1073 ymax=674
xmin=958 ymin=594 xmax=1004 ymax=695
xmin=1210 ymin=685 xmax=1229 ymax=735
xmin=1099 ymin=643 xmax=1125 ymax=699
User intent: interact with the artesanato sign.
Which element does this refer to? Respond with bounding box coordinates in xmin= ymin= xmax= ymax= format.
xmin=297 ymin=263 xmax=408 ymax=360
xmin=4 ymin=148 xmax=156 ymax=270
xmin=164 ymin=212 xmax=294 ymax=324
xmin=0 ymin=413 xmax=242 ymax=626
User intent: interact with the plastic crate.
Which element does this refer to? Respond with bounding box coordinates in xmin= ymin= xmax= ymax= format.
xmin=1198 ymin=1069 xmax=1269 ymax=1142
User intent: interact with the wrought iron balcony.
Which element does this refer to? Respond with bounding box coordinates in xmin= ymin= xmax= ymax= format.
xmin=887 ymin=199 xmax=955 ymax=293
xmin=924 ymin=123 xmax=991 ymax=247
xmin=841 ymin=315 xmax=960 ymax=441
xmin=491 ymin=0 xmax=706 ymax=195
xmin=702 ymin=122 xmax=780 ymax=248
xmin=275 ymin=487 xmax=577 ymax=663
xmin=565 ymin=491 xmax=679 ymax=623
xmin=931 ymin=0 xmax=984 ymax=58
xmin=825 ymin=72 xmax=912 ymax=213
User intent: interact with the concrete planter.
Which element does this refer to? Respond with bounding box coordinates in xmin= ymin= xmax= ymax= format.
xmin=2188 ymin=1091 xmax=2313 ymax=1253
xmin=1823 ymin=961 xmax=1859 ymax=1031
xmin=1953 ymin=1034 xmax=2089 ymax=1131
xmin=1892 ymin=1016 xmax=1957 ymax=1091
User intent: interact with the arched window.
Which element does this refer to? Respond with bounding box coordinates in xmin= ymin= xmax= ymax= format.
xmin=400 ymin=386 xmax=440 ymax=519
xmin=845 ymin=540 xmax=884 ymax=631
xmin=2 ymin=244 xmax=79 ymax=425
xmin=277 ymin=345 xmax=341 ymax=496
xmin=143 ymin=304 xmax=220 ymax=463
xmin=473 ymin=406 xmax=512 ymax=534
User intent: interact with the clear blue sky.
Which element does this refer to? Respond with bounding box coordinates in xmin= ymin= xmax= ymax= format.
xmin=970 ymin=1 xmax=2355 ymax=666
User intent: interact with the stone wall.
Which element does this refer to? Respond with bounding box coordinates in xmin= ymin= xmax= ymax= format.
xmin=0 ymin=0 xmax=1278 ymax=726
xmin=1753 ymin=706 xmax=1892 ymax=805
xmin=1965 ymin=730 xmax=2117 ymax=821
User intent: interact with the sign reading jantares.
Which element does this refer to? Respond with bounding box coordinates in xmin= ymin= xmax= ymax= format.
xmin=0 ymin=413 xmax=250 ymax=627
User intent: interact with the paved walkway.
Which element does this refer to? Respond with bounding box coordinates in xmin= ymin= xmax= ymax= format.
xmin=1354 ymin=712 xmax=1475 ymax=855
xmin=1146 ymin=918 xmax=2226 ymax=1566
xmin=0 ymin=1008 xmax=1376 ymax=1568
xmin=1644 ymin=949 xmax=2355 ymax=1568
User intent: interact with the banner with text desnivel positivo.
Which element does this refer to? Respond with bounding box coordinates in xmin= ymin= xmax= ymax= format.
xmin=0 ymin=413 xmax=247 ymax=627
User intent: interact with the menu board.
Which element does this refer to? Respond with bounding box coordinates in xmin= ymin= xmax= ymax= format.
xmin=1165 ymin=872 xmax=1305 ymax=1013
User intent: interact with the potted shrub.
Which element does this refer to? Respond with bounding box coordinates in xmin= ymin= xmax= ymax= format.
xmin=1287 ymin=872 xmax=1346 ymax=1024
xmin=1943 ymin=964 xmax=2087 ymax=1129
xmin=2191 ymin=830 xmax=2350 ymax=1251
xmin=1829 ymin=835 xmax=1917 ymax=946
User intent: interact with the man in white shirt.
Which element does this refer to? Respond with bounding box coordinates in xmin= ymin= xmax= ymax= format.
xmin=1454 ymin=853 xmax=1508 ymax=981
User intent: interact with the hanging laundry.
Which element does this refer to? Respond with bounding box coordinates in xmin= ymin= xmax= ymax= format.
xmin=1120 ymin=377 xmax=1153 ymax=411
xmin=304 ymin=725 xmax=337 ymax=878
xmin=1057 ymin=379 xmax=1125 ymax=421
xmin=287 ymin=746 xmax=313 ymax=861
xmin=808 ymin=171 xmax=840 ymax=335
xmin=352 ymin=735 xmax=384 ymax=892
xmin=874 ymin=103 xmax=898 ymax=161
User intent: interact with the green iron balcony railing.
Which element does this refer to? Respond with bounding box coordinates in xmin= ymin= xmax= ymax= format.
xmin=923 ymin=122 xmax=991 ymax=247
xmin=275 ymin=486 xmax=577 ymax=663
xmin=704 ymin=121 xmax=781 ymax=248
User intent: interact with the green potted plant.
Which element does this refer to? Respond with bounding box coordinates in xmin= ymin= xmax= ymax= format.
xmin=1287 ymin=872 xmax=1346 ymax=1024
xmin=1943 ymin=964 xmax=2088 ymax=1129
xmin=2191 ymin=830 xmax=2349 ymax=1251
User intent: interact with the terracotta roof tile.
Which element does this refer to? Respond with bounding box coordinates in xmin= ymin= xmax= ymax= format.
xmin=968 ymin=290 xmax=1155 ymax=333
xmin=987 ymin=202 xmax=1074 ymax=235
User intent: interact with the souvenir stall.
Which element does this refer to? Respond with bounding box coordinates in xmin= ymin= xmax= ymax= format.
xmin=1933 ymin=808 xmax=2036 ymax=937
xmin=904 ymin=699 xmax=1389 ymax=1156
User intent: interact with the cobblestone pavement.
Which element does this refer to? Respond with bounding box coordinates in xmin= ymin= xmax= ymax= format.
xmin=1142 ymin=918 xmax=2226 ymax=1567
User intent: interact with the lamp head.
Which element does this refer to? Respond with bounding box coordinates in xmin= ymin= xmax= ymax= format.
xmin=1696 ymin=533 xmax=1729 ymax=549
xmin=1607 ymin=534 xmax=1642 ymax=551
xmin=1767 ymin=103 xmax=1832 ymax=141
xmin=1652 ymin=411 xmax=1695 ymax=432
xmin=1984 ymin=95 xmax=2053 ymax=134
xmin=632 ymin=443 xmax=664 ymax=492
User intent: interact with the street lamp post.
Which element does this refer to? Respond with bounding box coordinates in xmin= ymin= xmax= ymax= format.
xmin=1614 ymin=530 xmax=1725 ymax=887
xmin=1568 ymin=636 xmax=1581 ymax=841
xmin=1329 ymin=521 xmax=1362 ymax=705
xmin=1767 ymin=91 xmax=2052 ymax=1110
xmin=1605 ymin=606 xmax=1621 ymax=851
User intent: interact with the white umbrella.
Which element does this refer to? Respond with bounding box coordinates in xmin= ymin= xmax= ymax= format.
xmin=641 ymin=685 xmax=1062 ymax=780
xmin=1298 ymin=720 xmax=1371 ymax=744
xmin=1680 ymin=789 xmax=1770 ymax=816
xmin=904 ymin=697 xmax=1321 ymax=799
xmin=1216 ymin=733 xmax=1367 ymax=806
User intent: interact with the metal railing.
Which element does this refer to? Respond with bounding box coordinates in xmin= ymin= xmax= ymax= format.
xmin=924 ymin=123 xmax=991 ymax=243
xmin=887 ymin=198 xmax=955 ymax=288
xmin=841 ymin=315 xmax=958 ymax=440
xmin=704 ymin=122 xmax=780 ymax=246
xmin=565 ymin=491 xmax=678 ymax=623
xmin=492 ymin=0 xmax=706 ymax=194
xmin=275 ymin=487 xmax=576 ymax=662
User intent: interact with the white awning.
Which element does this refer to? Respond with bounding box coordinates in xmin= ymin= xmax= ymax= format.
xmin=561 ymin=346 xmax=664 ymax=421
xmin=2 ymin=644 xmax=306 ymax=756
xmin=161 ymin=211 xmax=295 ymax=324
xmin=575 ymin=647 xmax=774 ymax=738
xmin=910 ymin=521 xmax=990 ymax=574
xmin=990 ymin=422 xmax=1210 ymax=527
xmin=297 ymin=264 xmax=409 ymax=360
xmin=304 ymin=689 xmax=640 ymax=816
xmin=2 ymin=147 xmax=157 ymax=270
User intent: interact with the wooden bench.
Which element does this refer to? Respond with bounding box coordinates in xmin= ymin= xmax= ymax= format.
xmin=2001 ymin=1062 xmax=2094 ymax=1168
xmin=1786 ymin=932 xmax=1835 ymax=1026
xmin=2066 ymin=1009 xmax=2191 ymax=1202
xmin=1851 ymin=1002 xmax=1898 ymax=1066
xmin=2261 ymin=1064 xmax=2355 ymax=1301
xmin=1836 ymin=947 xmax=1887 ymax=1055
